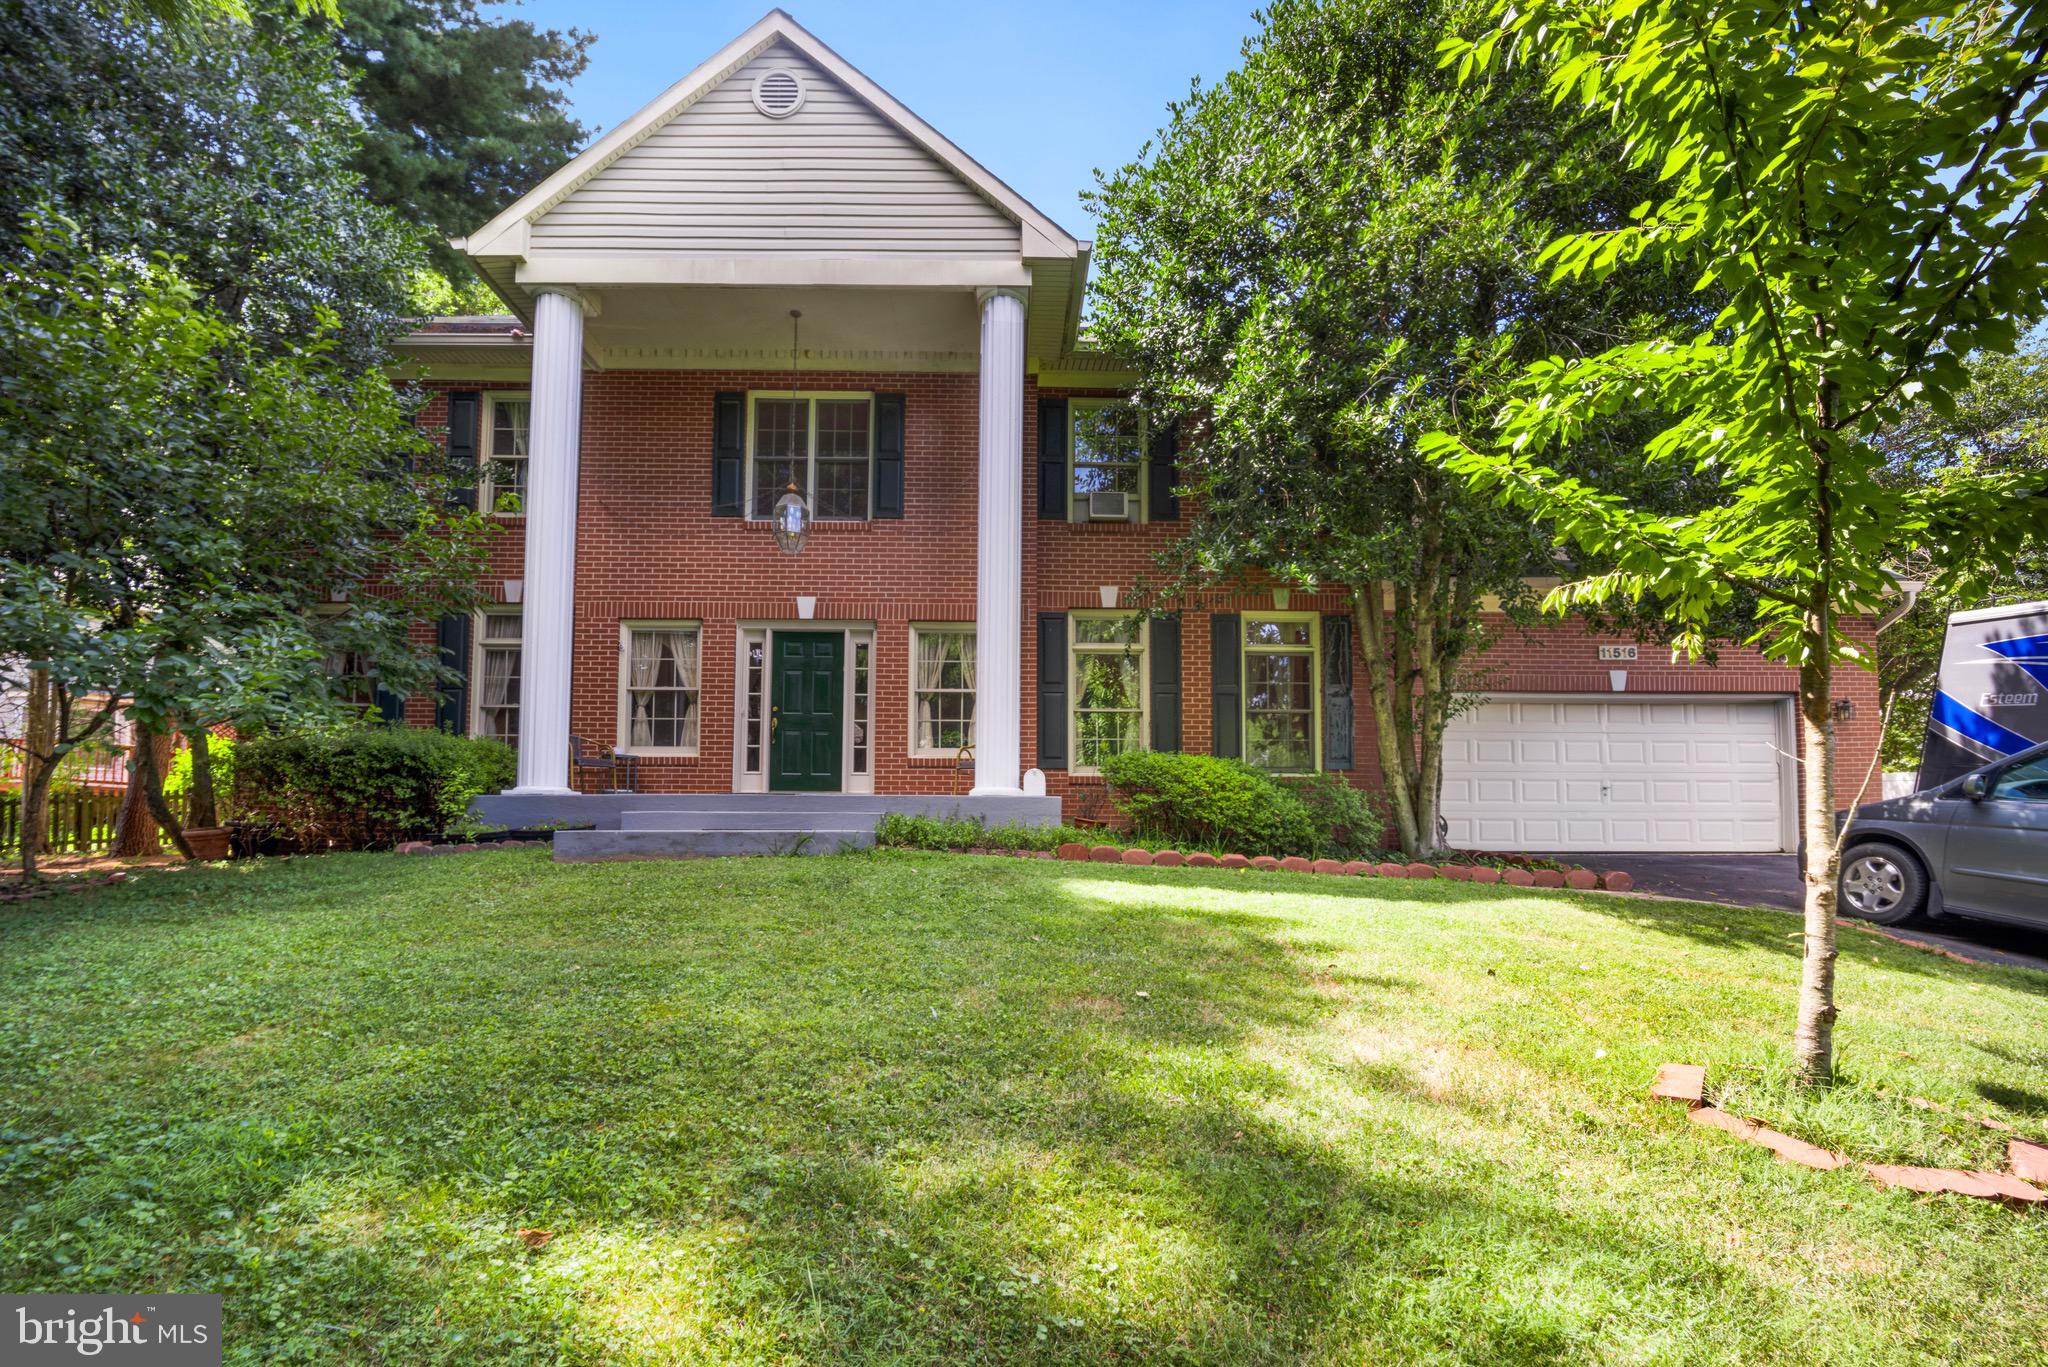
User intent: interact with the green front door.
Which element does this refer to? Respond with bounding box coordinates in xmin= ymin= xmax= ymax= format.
xmin=770 ymin=631 xmax=843 ymax=792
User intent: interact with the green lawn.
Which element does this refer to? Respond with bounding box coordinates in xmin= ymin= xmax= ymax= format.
xmin=2 ymin=852 xmax=2045 ymax=1365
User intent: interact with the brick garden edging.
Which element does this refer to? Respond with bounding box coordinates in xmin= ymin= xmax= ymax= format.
xmin=1649 ymin=1063 xmax=2047 ymax=1207
xmin=1053 ymin=842 xmax=1636 ymax=892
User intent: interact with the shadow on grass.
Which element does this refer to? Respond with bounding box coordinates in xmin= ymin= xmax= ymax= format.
xmin=0 ymin=854 xmax=1988 ymax=1363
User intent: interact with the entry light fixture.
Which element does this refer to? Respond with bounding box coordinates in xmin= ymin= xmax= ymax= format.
xmin=771 ymin=307 xmax=810 ymax=555
xmin=773 ymin=482 xmax=810 ymax=555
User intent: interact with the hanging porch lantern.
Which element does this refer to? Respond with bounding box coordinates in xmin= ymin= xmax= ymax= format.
xmin=769 ymin=306 xmax=809 ymax=555
xmin=772 ymin=481 xmax=810 ymax=554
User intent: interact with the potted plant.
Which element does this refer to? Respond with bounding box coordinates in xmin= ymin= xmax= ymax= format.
xmin=166 ymin=731 xmax=235 ymax=860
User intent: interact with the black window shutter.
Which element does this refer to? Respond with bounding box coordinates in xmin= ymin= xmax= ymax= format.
xmin=1149 ymin=614 xmax=1181 ymax=752
xmin=375 ymin=685 xmax=407 ymax=724
xmin=873 ymin=393 xmax=905 ymax=518
xmin=1321 ymin=614 xmax=1354 ymax=771
xmin=436 ymin=614 xmax=472 ymax=734
xmin=1037 ymin=398 xmax=1068 ymax=520
xmin=1210 ymin=613 xmax=1241 ymax=759
xmin=446 ymin=390 xmax=480 ymax=509
xmin=1147 ymin=418 xmax=1179 ymax=522
xmin=712 ymin=391 xmax=745 ymax=516
xmin=1036 ymin=612 xmax=1068 ymax=769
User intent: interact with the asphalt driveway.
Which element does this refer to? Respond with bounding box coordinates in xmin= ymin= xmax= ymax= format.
xmin=1547 ymin=852 xmax=2048 ymax=973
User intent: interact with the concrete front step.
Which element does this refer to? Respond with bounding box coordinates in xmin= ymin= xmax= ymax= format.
xmin=553 ymin=827 xmax=878 ymax=860
xmin=617 ymin=808 xmax=885 ymax=831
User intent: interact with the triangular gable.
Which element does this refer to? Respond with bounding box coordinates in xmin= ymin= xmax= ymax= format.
xmin=463 ymin=9 xmax=1079 ymax=262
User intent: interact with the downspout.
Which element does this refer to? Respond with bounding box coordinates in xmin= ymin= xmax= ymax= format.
xmin=1876 ymin=578 xmax=1926 ymax=633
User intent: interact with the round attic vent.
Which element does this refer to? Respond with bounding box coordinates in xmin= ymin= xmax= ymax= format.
xmin=752 ymin=67 xmax=805 ymax=118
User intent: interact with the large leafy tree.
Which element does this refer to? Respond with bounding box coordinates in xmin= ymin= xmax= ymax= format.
xmin=1875 ymin=344 xmax=2048 ymax=766
xmin=0 ymin=2 xmax=491 ymax=870
xmin=334 ymin=0 xmax=592 ymax=278
xmin=1088 ymin=0 xmax=1709 ymax=854
xmin=1430 ymin=0 xmax=2048 ymax=1083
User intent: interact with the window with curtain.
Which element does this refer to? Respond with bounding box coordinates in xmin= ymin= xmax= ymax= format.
xmin=1071 ymin=615 xmax=1145 ymax=771
xmin=623 ymin=625 xmax=700 ymax=751
xmin=323 ymin=647 xmax=377 ymax=709
xmin=911 ymin=627 xmax=975 ymax=755
xmin=1244 ymin=615 xmax=1318 ymax=772
xmin=485 ymin=395 xmax=530 ymax=514
xmin=475 ymin=611 xmax=521 ymax=747
xmin=1070 ymin=400 xmax=1142 ymax=497
xmin=749 ymin=394 xmax=873 ymax=520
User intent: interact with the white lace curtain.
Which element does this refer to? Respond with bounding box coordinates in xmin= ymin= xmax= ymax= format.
xmin=479 ymin=647 xmax=516 ymax=709
xmin=629 ymin=629 xmax=698 ymax=746
xmin=916 ymin=631 xmax=975 ymax=692
xmin=495 ymin=401 xmax=530 ymax=456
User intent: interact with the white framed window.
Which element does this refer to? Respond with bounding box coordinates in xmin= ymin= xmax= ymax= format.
xmin=1243 ymin=614 xmax=1320 ymax=773
xmin=910 ymin=625 xmax=975 ymax=757
xmin=473 ymin=609 xmax=522 ymax=747
xmin=311 ymin=604 xmax=377 ymax=709
xmin=481 ymin=392 xmax=531 ymax=515
xmin=619 ymin=622 xmax=701 ymax=754
xmin=851 ymin=638 xmax=871 ymax=777
xmin=748 ymin=392 xmax=873 ymax=521
xmin=1070 ymin=399 xmax=1144 ymax=521
xmin=741 ymin=633 xmax=767 ymax=776
xmin=1071 ymin=613 xmax=1147 ymax=774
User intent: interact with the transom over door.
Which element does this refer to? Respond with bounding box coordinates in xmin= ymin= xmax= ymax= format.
xmin=771 ymin=632 xmax=843 ymax=792
xmin=1441 ymin=698 xmax=1787 ymax=852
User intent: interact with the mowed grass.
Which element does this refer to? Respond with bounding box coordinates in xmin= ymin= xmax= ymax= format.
xmin=2 ymin=852 xmax=2046 ymax=1365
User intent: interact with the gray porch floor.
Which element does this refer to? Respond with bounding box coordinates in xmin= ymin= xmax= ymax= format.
xmin=471 ymin=790 xmax=1063 ymax=861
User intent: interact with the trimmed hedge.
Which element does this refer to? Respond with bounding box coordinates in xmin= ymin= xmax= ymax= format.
xmin=1099 ymin=752 xmax=1385 ymax=860
xmin=234 ymin=728 xmax=515 ymax=850
xmin=1099 ymin=751 xmax=1321 ymax=857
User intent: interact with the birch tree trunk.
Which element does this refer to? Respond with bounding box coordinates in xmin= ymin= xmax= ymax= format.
xmin=1792 ymin=612 xmax=1842 ymax=1086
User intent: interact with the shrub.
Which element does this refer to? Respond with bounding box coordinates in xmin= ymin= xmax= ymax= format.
xmin=1098 ymin=751 xmax=1319 ymax=857
xmin=1281 ymin=771 xmax=1385 ymax=859
xmin=873 ymin=813 xmax=1094 ymax=853
xmin=234 ymin=727 xmax=516 ymax=850
xmin=163 ymin=736 xmax=235 ymax=812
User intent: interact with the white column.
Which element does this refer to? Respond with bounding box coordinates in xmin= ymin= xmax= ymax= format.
xmin=510 ymin=286 xmax=592 ymax=795
xmin=971 ymin=287 xmax=1026 ymax=796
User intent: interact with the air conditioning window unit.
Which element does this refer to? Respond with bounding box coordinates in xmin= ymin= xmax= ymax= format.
xmin=1086 ymin=489 xmax=1130 ymax=521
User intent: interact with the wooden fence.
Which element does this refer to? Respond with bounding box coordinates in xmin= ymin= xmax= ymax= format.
xmin=0 ymin=788 xmax=190 ymax=860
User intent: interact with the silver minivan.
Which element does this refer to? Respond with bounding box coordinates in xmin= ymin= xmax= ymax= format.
xmin=1837 ymin=741 xmax=2048 ymax=925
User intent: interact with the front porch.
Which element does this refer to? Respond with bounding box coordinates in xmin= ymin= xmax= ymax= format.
xmin=473 ymin=789 xmax=1062 ymax=859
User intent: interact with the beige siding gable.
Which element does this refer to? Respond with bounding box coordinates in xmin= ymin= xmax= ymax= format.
xmin=532 ymin=44 xmax=1020 ymax=258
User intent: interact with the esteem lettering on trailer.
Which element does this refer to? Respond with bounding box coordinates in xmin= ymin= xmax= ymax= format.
xmin=1980 ymin=692 xmax=2041 ymax=708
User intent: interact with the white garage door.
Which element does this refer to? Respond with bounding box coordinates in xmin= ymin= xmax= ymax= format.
xmin=1442 ymin=698 xmax=1787 ymax=852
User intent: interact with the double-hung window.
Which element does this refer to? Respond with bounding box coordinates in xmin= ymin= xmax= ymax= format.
xmin=749 ymin=394 xmax=873 ymax=521
xmin=1071 ymin=614 xmax=1146 ymax=772
xmin=621 ymin=623 xmax=701 ymax=753
xmin=1070 ymin=399 xmax=1143 ymax=519
xmin=473 ymin=610 xmax=522 ymax=747
xmin=911 ymin=626 xmax=975 ymax=755
xmin=1243 ymin=614 xmax=1319 ymax=773
xmin=482 ymin=393 xmax=531 ymax=515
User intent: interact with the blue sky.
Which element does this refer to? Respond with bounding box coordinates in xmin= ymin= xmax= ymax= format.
xmin=505 ymin=0 xmax=1262 ymax=240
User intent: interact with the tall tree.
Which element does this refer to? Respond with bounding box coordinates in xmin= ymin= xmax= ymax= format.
xmin=1429 ymin=0 xmax=2048 ymax=1084
xmin=0 ymin=2 xmax=492 ymax=870
xmin=1088 ymin=0 xmax=1709 ymax=853
xmin=1874 ymin=344 xmax=2048 ymax=767
xmin=332 ymin=0 xmax=592 ymax=277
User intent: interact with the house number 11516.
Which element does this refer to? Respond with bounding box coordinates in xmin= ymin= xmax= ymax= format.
xmin=1598 ymin=644 xmax=1639 ymax=661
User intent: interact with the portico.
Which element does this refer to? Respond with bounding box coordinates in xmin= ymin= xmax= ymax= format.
xmin=455 ymin=8 xmax=1087 ymax=803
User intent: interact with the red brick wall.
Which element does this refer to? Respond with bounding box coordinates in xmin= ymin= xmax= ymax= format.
xmin=408 ymin=370 xmax=1883 ymax=822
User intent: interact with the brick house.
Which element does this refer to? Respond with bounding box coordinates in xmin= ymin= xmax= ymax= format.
xmin=391 ymin=9 xmax=1879 ymax=854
